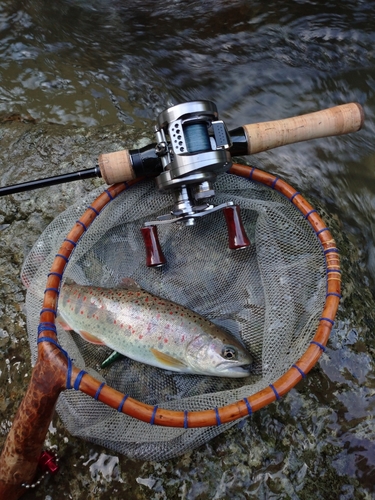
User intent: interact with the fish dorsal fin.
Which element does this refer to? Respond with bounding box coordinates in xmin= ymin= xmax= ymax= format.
xmin=150 ymin=348 xmax=188 ymax=369
xmin=118 ymin=277 xmax=142 ymax=291
xmin=79 ymin=330 xmax=105 ymax=345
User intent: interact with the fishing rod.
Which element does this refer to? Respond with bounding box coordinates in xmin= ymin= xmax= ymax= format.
xmin=0 ymin=101 xmax=364 ymax=198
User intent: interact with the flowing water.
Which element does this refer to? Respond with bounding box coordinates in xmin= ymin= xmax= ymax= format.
xmin=1 ymin=0 xmax=375 ymax=498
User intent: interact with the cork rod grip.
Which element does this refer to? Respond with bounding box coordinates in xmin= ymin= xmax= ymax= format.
xmin=98 ymin=149 xmax=135 ymax=185
xmin=243 ymin=102 xmax=364 ymax=154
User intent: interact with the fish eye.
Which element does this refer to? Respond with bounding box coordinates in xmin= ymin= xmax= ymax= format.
xmin=221 ymin=346 xmax=237 ymax=360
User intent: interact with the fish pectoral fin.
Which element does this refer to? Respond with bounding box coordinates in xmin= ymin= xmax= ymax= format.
xmin=101 ymin=351 xmax=123 ymax=368
xmin=151 ymin=348 xmax=188 ymax=369
xmin=79 ymin=330 xmax=106 ymax=345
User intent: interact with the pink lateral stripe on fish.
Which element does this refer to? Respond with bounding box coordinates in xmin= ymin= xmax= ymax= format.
xmin=58 ymin=281 xmax=252 ymax=377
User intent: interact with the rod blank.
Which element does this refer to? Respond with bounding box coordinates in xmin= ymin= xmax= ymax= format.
xmin=0 ymin=167 xmax=100 ymax=197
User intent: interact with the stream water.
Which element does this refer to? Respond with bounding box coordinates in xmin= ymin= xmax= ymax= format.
xmin=1 ymin=1 xmax=375 ymax=498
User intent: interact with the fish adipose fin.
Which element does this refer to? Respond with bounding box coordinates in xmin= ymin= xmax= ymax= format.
xmin=79 ymin=330 xmax=106 ymax=345
xmin=151 ymin=348 xmax=188 ymax=369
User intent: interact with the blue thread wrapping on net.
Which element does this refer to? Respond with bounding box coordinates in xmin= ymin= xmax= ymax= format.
xmin=66 ymin=357 xmax=73 ymax=389
xmin=271 ymin=176 xmax=279 ymax=189
xmin=37 ymin=336 xmax=74 ymax=388
xmin=74 ymin=370 xmax=87 ymax=390
xmin=184 ymin=410 xmax=189 ymax=429
xmin=56 ymin=253 xmax=69 ymax=263
xmin=290 ymin=191 xmax=300 ymax=202
xmin=105 ymin=189 xmax=114 ymax=200
xmin=326 ymin=292 xmax=342 ymax=299
xmin=243 ymin=398 xmax=252 ymax=415
xmin=40 ymin=307 xmax=57 ymax=317
xmin=316 ymin=227 xmax=329 ymax=236
xmin=88 ymin=205 xmax=100 ymax=216
xmin=248 ymin=167 xmax=255 ymax=180
xmin=320 ymin=317 xmax=335 ymax=326
xmin=64 ymin=238 xmax=77 ymax=247
xmin=304 ymin=209 xmax=317 ymax=220
xmin=37 ymin=336 xmax=60 ymax=348
xmin=76 ymin=220 xmax=87 ymax=231
xmin=117 ymin=395 xmax=129 ymax=412
xmin=44 ymin=287 xmax=60 ymax=295
xmin=150 ymin=405 xmax=158 ymax=425
xmin=310 ymin=340 xmax=326 ymax=352
xmin=48 ymin=272 xmax=63 ymax=280
xmin=324 ymin=248 xmax=339 ymax=255
xmin=37 ymin=322 xmax=57 ymax=336
xmin=94 ymin=382 xmax=105 ymax=401
xmin=215 ymin=407 xmax=222 ymax=426
xmin=292 ymin=364 xmax=306 ymax=378
xmin=327 ymin=269 xmax=341 ymax=274
xmin=270 ymin=384 xmax=280 ymax=400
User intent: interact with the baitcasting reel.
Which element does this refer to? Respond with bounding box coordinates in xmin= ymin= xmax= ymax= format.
xmin=153 ymin=100 xmax=232 ymax=215
xmin=141 ymin=101 xmax=250 ymax=266
xmin=0 ymin=100 xmax=364 ymax=267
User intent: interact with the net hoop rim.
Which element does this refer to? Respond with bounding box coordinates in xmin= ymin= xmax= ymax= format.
xmin=37 ymin=165 xmax=341 ymax=428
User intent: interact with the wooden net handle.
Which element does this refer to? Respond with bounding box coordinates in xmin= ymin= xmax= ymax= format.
xmin=243 ymin=102 xmax=364 ymax=154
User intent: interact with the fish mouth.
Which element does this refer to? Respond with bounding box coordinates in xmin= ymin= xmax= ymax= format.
xmin=219 ymin=363 xmax=252 ymax=378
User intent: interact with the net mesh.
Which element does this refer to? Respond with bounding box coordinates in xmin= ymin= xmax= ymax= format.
xmin=22 ymin=172 xmax=327 ymax=460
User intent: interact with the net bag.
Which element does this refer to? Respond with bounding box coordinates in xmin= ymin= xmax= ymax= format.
xmin=22 ymin=164 xmax=340 ymax=461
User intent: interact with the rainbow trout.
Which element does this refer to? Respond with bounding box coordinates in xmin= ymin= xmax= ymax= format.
xmin=58 ymin=281 xmax=252 ymax=377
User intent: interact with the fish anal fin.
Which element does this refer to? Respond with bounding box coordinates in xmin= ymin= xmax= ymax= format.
xmin=56 ymin=315 xmax=73 ymax=331
xmin=151 ymin=348 xmax=187 ymax=369
xmin=79 ymin=330 xmax=105 ymax=345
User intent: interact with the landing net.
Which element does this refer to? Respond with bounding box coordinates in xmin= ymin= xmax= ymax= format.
xmin=22 ymin=165 xmax=338 ymax=460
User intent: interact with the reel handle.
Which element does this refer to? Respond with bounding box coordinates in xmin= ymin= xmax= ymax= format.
xmin=141 ymin=225 xmax=167 ymax=267
xmin=242 ymin=102 xmax=364 ymax=155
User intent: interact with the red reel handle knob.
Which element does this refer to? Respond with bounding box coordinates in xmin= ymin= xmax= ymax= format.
xmin=223 ymin=205 xmax=251 ymax=250
xmin=141 ymin=225 xmax=166 ymax=267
